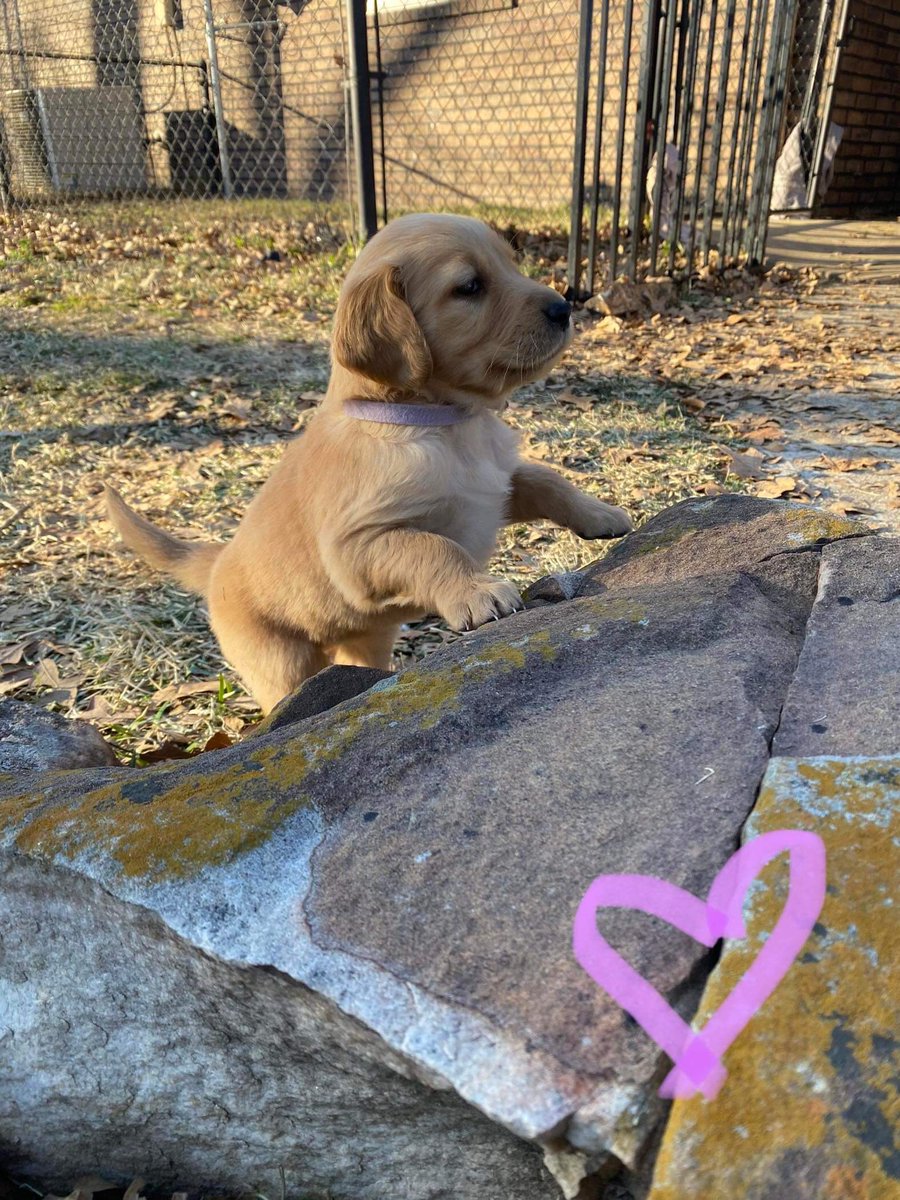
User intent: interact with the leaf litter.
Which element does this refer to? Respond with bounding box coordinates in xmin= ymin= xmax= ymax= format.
xmin=2 ymin=201 xmax=897 ymax=759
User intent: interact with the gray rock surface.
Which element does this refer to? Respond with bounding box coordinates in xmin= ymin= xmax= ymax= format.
xmin=0 ymin=496 xmax=890 ymax=1200
xmin=774 ymin=537 xmax=900 ymax=756
xmin=0 ymin=698 xmax=118 ymax=771
xmin=578 ymin=494 xmax=868 ymax=595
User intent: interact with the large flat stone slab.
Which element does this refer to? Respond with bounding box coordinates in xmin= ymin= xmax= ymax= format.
xmin=0 ymin=851 xmax=557 ymax=1200
xmin=648 ymin=755 xmax=900 ymax=1200
xmin=774 ymin=538 xmax=900 ymax=757
xmin=0 ymin=575 xmax=813 ymax=1195
xmin=578 ymin=495 xmax=867 ymax=595
xmin=0 ymin=497 xmax=880 ymax=1198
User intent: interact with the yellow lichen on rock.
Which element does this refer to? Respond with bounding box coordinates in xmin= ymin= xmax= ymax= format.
xmin=2 ymin=627 xmax=564 ymax=882
xmin=649 ymin=756 xmax=900 ymax=1200
xmin=783 ymin=506 xmax=867 ymax=545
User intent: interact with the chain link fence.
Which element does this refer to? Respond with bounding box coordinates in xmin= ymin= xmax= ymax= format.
xmin=0 ymin=0 xmax=853 ymax=282
xmin=0 ymin=0 xmax=354 ymax=216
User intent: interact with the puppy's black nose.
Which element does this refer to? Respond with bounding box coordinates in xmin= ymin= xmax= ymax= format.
xmin=544 ymin=298 xmax=572 ymax=329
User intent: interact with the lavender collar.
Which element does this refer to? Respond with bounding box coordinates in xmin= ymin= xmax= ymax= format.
xmin=344 ymin=399 xmax=472 ymax=426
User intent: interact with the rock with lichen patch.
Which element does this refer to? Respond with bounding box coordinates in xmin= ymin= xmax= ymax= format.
xmin=648 ymin=755 xmax=900 ymax=1200
xmin=0 ymin=497 xmax=894 ymax=1200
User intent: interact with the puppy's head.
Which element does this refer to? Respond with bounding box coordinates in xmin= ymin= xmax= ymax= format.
xmin=332 ymin=214 xmax=573 ymax=401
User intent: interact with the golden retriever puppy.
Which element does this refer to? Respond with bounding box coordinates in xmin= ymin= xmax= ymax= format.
xmin=107 ymin=213 xmax=631 ymax=712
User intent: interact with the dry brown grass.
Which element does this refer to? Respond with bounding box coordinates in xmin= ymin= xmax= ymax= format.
xmin=1 ymin=200 xmax=754 ymax=760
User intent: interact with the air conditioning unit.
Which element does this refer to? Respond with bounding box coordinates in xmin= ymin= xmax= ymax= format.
xmin=1 ymin=86 xmax=147 ymax=198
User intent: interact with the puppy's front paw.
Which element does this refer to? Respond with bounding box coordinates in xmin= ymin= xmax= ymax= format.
xmin=574 ymin=500 xmax=633 ymax=540
xmin=441 ymin=575 xmax=523 ymax=632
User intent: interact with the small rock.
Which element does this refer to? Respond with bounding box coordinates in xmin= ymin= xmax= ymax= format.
xmin=253 ymin=665 xmax=393 ymax=736
xmin=522 ymin=572 xmax=587 ymax=607
xmin=0 ymin=699 xmax=119 ymax=771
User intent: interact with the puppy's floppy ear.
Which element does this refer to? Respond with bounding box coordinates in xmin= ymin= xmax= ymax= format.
xmin=332 ymin=263 xmax=432 ymax=389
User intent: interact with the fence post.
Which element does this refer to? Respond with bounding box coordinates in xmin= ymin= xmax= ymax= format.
xmin=346 ymin=0 xmax=378 ymax=241
xmin=202 ymin=0 xmax=234 ymax=199
xmin=566 ymin=0 xmax=593 ymax=299
xmin=626 ymin=0 xmax=661 ymax=281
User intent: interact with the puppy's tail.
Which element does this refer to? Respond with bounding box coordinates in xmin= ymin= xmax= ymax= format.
xmin=105 ymin=486 xmax=221 ymax=597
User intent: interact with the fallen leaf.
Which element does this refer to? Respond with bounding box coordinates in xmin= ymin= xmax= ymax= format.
xmin=34 ymin=658 xmax=61 ymax=688
xmin=140 ymin=739 xmax=196 ymax=763
xmin=220 ymin=400 xmax=253 ymax=423
xmin=755 ymin=476 xmax=797 ymax=499
xmin=743 ymin=422 xmax=785 ymax=445
xmin=153 ymin=678 xmax=224 ymax=703
xmin=724 ymin=447 xmax=769 ymax=480
xmin=203 ymin=730 xmax=233 ymax=751
xmin=680 ymin=395 xmax=707 ymax=413
xmin=557 ymin=390 xmax=594 ymax=411
xmin=0 ymin=638 xmax=40 ymax=666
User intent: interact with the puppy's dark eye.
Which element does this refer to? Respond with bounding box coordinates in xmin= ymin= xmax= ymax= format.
xmin=454 ymin=277 xmax=484 ymax=298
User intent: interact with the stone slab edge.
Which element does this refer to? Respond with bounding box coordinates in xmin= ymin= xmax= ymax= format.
xmin=648 ymin=754 xmax=900 ymax=1199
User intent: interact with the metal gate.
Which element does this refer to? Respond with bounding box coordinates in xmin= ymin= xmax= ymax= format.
xmin=363 ymin=0 xmax=582 ymax=231
xmin=565 ymin=0 xmax=850 ymax=296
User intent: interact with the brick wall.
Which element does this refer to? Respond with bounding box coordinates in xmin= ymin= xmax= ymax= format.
xmin=817 ymin=0 xmax=900 ymax=215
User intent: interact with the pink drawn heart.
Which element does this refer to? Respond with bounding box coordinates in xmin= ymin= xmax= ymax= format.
xmin=572 ymin=829 xmax=826 ymax=1099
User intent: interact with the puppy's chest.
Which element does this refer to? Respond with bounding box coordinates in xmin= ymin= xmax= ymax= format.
xmin=418 ymin=434 xmax=518 ymax=560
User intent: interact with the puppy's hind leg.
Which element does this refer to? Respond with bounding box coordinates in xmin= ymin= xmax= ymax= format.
xmin=211 ymin=604 xmax=329 ymax=714
xmin=329 ymin=625 xmax=398 ymax=672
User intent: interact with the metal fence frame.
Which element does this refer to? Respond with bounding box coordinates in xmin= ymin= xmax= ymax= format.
xmin=0 ymin=0 xmax=850 ymax=289
xmin=563 ymin=0 xmax=817 ymax=296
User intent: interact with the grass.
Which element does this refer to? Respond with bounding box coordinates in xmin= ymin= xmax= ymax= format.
xmin=0 ymin=199 xmax=750 ymax=761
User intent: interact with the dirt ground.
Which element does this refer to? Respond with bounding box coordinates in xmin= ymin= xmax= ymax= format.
xmin=1 ymin=205 xmax=897 ymax=761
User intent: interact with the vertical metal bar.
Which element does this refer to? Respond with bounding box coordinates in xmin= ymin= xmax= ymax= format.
xmin=610 ymin=0 xmax=635 ymax=281
xmin=371 ymin=0 xmax=389 ymax=225
xmin=0 ymin=0 xmax=14 ymax=207
xmin=567 ymin=0 xmax=594 ymax=300
xmin=202 ymin=0 xmax=234 ymax=199
xmin=746 ymin=0 xmax=792 ymax=256
xmin=648 ymin=0 xmax=679 ymax=273
xmin=700 ymin=0 xmax=737 ymax=263
xmin=346 ymin=0 xmax=378 ymax=240
xmin=749 ymin=0 xmax=802 ymax=264
xmin=667 ymin=0 xmax=703 ymax=273
xmin=627 ymin=0 xmax=662 ymax=280
xmin=728 ymin=0 xmax=770 ymax=258
xmin=800 ymin=0 xmax=833 ymax=133
xmin=807 ymin=0 xmax=849 ymax=207
xmin=587 ymin=0 xmax=611 ymax=295
xmin=685 ymin=0 xmax=718 ymax=271
xmin=719 ymin=0 xmax=754 ymax=260
xmin=670 ymin=0 xmax=691 ymax=139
